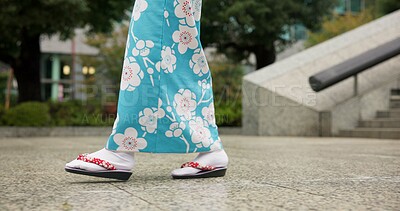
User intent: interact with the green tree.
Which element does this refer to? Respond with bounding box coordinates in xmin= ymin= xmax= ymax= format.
xmin=0 ymin=0 xmax=132 ymax=102
xmin=82 ymin=23 xmax=129 ymax=87
xmin=306 ymin=9 xmax=374 ymax=47
xmin=377 ymin=0 xmax=400 ymax=15
xmin=201 ymin=0 xmax=336 ymax=69
xmin=306 ymin=0 xmax=400 ymax=47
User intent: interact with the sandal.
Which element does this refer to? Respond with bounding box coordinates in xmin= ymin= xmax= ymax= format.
xmin=64 ymin=154 xmax=132 ymax=181
xmin=172 ymin=161 xmax=227 ymax=179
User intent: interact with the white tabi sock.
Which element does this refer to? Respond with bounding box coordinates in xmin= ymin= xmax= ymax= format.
xmin=65 ymin=148 xmax=135 ymax=171
xmin=171 ymin=149 xmax=229 ymax=176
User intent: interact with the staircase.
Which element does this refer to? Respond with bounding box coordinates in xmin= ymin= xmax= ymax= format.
xmin=339 ymin=90 xmax=400 ymax=139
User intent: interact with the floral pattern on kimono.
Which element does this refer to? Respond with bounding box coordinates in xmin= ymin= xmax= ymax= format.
xmin=106 ymin=0 xmax=222 ymax=153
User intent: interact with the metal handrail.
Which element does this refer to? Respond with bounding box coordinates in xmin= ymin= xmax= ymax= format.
xmin=309 ymin=37 xmax=400 ymax=93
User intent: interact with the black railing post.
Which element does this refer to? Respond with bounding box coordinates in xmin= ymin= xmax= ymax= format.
xmin=354 ymin=74 xmax=358 ymax=97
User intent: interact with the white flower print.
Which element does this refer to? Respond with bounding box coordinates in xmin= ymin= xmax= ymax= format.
xmin=174 ymin=0 xmax=195 ymax=26
xmin=160 ymin=46 xmax=177 ymax=73
xmin=133 ymin=0 xmax=148 ymax=21
xmin=202 ymin=102 xmax=216 ymax=127
xmin=190 ymin=49 xmax=209 ymax=76
xmin=172 ymin=24 xmax=199 ymax=54
xmin=139 ymin=108 xmax=158 ymax=133
xmin=189 ymin=117 xmax=212 ymax=148
xmin=138 ymin=99 xmax=166 ymax=134
xmin=165 ymin=122 xmax=186 ymax=137
xmin=120 ymin=57 xmax=144 ymax=91
xmin=198 ymin=79 xmax=211 ymax=90
xmin=174 ymin=89 xmax=197 ymax=121
xmin=210 ymin=138 xmax=222 ymax=151
xmin=132 ymin=40 xmax=154 ymax=57
xmin=113 ymin=127 xmax=147 ymax=151
xmin=111 ymin=114 xmax=119 ymax=135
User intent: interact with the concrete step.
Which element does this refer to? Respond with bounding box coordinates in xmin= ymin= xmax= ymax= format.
xmin=390 ymin=99 xmax=400 ymax=108
xmin=339 ymin=128 xmax=400 ymax=139
xmin=359 ymin=119 xmax=400 ymax=128
xmin=391 ymin=88 xmax=400 ymax=96
xmin=377 ymin=109 xmax=400 ymax=118
xmin=390 ymin=94 xmax=400 ymax=100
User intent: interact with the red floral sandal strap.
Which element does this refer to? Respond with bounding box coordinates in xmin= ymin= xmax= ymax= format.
xmin=181 ymin=162 xmax=216 ymax=171
xmin=77 ymin=154 xmax=117 ymax=170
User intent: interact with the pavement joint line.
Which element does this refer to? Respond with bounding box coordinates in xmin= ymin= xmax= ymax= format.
xmin=110 ymin=184 xmax=166 ymax=211
xmin=263 ymin=182 xmax=383 ymax=209
xmin=260 ymin=182 xmax=325 ymax=197
xmin=266 ymin=179 xmax=399 ymax=209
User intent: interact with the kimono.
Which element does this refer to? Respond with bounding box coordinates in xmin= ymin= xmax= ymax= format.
xmin=105 ymin=0 xmax=223 ymax=153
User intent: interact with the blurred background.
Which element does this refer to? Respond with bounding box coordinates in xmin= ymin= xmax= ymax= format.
xmin=0 ymin=0 xmax=399 ymax=138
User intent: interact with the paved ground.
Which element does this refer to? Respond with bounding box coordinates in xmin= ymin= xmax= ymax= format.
xmin=0 ymin=136 xmax=399 ymax=210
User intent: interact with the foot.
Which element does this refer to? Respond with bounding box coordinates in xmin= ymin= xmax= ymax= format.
xmin=65 ymin=148 xmax=135 ymax=172
xmin=171 ymin=149 xmax=229 ymax=177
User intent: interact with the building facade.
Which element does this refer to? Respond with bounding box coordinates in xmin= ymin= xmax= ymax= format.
xmin=40 ymin=29 xmax=99 ymax=101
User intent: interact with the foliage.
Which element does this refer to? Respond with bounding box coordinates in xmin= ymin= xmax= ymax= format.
xmin=306 ymin=9 xmax=374 ymax=47
xmin=82 ymin=22 xmax=129 ymax=87
xmin=0 ymin=71 xmax=17 ymax=107
xmin=2 ymin=102 xmax=51 ymax=126
xmin=0 ymin=0 xmax=132 ymax=57
xmin=201 ymin=0 xmax=335 ymax=69
xmin=215 ymin=102 xmax=242 ymax=126
xmin=210 ymin=62 xmax=243 ymax=126
xmin=0 ymin=0 xmax=133 ymax=102
xmin=0 ymin=72 xmax=8 ymax=104
xmin=0 ymin=104 xmax=5 ymax=125
xmin=306 ymin=0 xmax=400 ymax=48
xmin=48 ymin=100 xmax=114 ymax=126
xmin=377 ymin=0 xmax=400 ymax=15
xmin=0 ymin=100 xmax=114 ymax=127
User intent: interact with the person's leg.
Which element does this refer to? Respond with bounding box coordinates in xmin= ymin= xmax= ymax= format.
xmin=168 ymin=0 xmax=229 ymax=178
xmin=64 ymin=0 xmax=164 ymax=176
xmin=65 ymin=0 xmax=229 ymax=180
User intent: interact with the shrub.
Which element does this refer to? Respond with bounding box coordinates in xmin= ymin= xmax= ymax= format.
xmin=48 ymin=100 xmax=113 ymax=126
xmin=0 ymin=72 xmax=8 ymax=104
xmin=0 ymin=104 xmax=5 ymax=125
xmin=2 ymin=102 xmax=51 ymax=126
xmin=306 ymin=10 xmax=374 ymax=48
xmin=210 ymin=62 xmax=243 ymax=126
xmin=215 ymin=102 xmax=242 ymax=126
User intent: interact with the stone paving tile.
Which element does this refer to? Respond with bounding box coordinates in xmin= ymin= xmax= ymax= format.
xmin=275 ymin=178 xmax=400 ymax=210
xmin=0 ymin=136 xmax=399 ymax=210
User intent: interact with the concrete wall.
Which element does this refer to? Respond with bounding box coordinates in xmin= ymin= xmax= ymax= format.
xmin=242 ymin=81 xmax=320 ymax=136
xmin=330 ymin=79 xmax=398 ymax=134
xmin=243 ymin=10 xmax=400 ymax=136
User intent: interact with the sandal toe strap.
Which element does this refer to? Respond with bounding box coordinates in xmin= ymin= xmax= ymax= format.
xmin=77 ymin=154 xmax=116 ymax=170
xmin=181 ymin=162 xmax=215 ymax=171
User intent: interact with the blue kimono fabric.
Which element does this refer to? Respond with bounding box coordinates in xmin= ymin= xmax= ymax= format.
xmin=106 ymin=0 xmax=223 ymax=153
